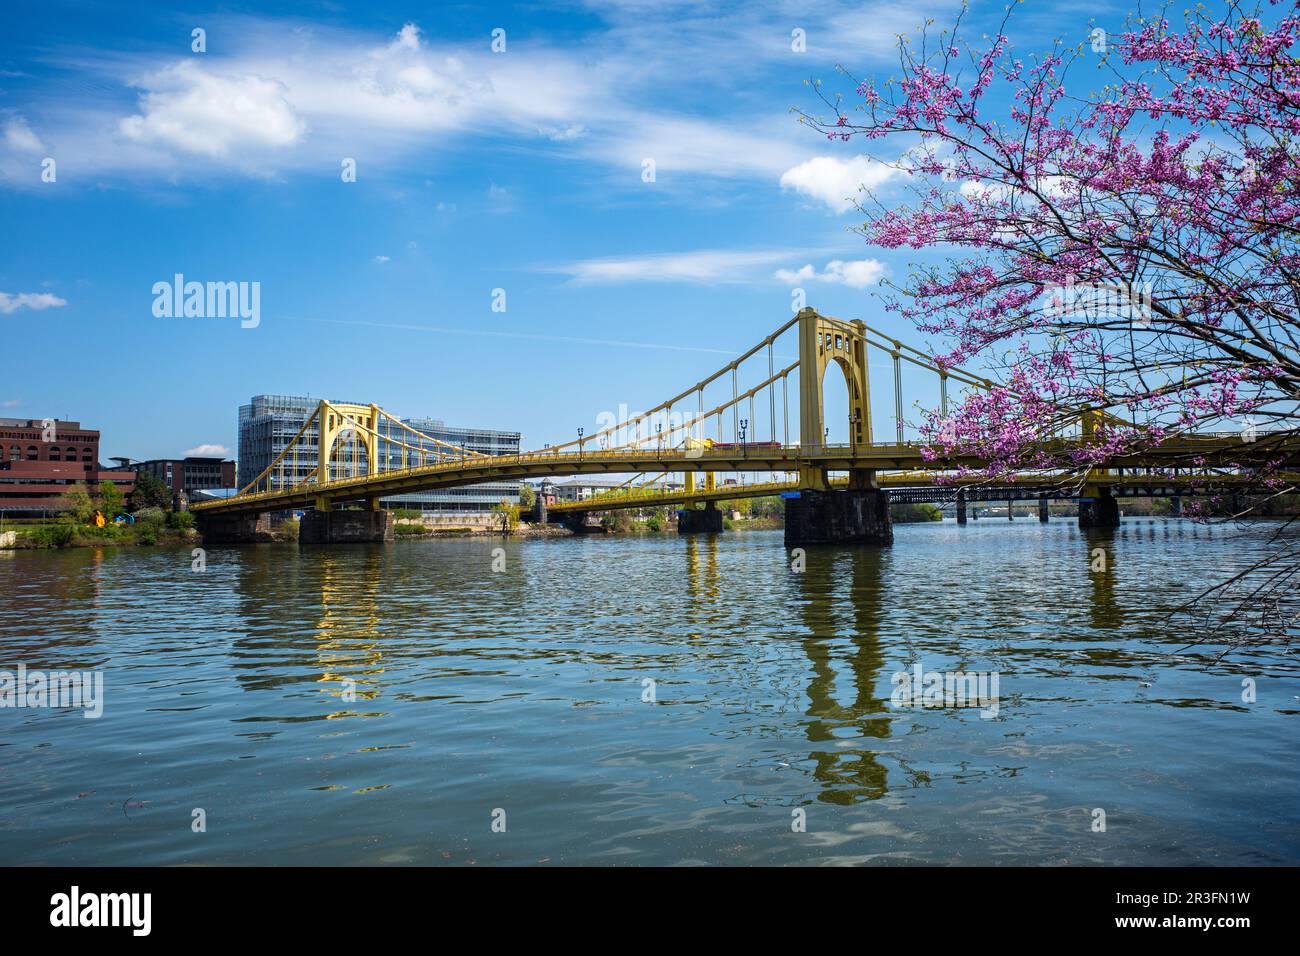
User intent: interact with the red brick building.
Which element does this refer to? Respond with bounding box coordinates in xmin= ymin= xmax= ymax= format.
xmin=0 ymin=418 xmax=134 ymax=515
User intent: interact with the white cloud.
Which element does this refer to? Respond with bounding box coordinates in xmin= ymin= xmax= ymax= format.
xmin=373 ymin=255 xmax=390 ymax=262
xmin=7 ymin=19 xmax=819 ymax=186
xmin=550 ymin=248 xmax=814 ymax=284
xmin=780 ymin=155 xmax=898 ymax=213
xmin=592 ymin=114 xmax=807 ymax=179
xmin=183 ymin=443 xmax=231 ymax=458
xmin=540 ymin=123 xmax=586 ymax=142
xmin=6 ymin=7 xmax=954 ymax=191
xmin=774 ymin=258 xmax=887 ymax=289
xmin=119 ymin=61 xmax=306 ymax=158
xmin=0 ymin=399 xmax=20 ymax=408
xmin=0 ymin=292 xmax=68 ymax=314
xmin=3 ymin=117 xmax=44 ymax=154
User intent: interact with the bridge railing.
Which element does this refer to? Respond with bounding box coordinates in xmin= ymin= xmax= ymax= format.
xmin=195 ymin=427 xmax=1289 ymax=512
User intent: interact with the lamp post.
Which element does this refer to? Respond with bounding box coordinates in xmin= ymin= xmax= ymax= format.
xmin=578 ymin=427 xmax=584 ymax=460
xmin=740 ymin=419 xmax=748 ymax=459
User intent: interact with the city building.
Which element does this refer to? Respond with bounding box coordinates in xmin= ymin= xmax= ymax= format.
xmin=236 ymin=394 xmax=522 ymax=514
xmin=0 ymin=417 xmax=134 ymax=515
xmin=135 ymin=457 xmax=237 ymax=496
xmin=551 ymin=476 xmax=685 ymax=502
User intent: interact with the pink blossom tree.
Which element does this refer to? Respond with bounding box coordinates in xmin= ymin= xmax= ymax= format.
xmin=800 ymin=0 xmax=1300 ymax=644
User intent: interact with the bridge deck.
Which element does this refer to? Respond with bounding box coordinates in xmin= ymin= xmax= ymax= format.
xmin=194 ymin=434 xmax=1299 ymax=517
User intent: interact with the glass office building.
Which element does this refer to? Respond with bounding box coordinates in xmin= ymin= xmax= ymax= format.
xmin=236 ymin=395 xmax=522 ymax=513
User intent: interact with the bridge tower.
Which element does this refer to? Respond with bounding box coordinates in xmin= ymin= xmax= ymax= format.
xmin=300 ymin=400 xmax=394 ymax=543
xmin=796 ymin=308 xmax=872 ymax=490
xmin=786 ymin=308 xmax=892 ymax=546
xmin=317 ymin=401 xmax=381 ymax=489
xmin=1077 ymin=410 xmax=1121 ymax=530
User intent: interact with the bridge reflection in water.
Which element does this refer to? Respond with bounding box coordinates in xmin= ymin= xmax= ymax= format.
xmin=792 ymin=546 xmax=891 ymax=805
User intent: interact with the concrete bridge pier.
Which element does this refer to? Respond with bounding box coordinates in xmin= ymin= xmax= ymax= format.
xmin=1078 ymin=488 xmax=1120 ymax=530
xmin=956 ymin=490 xmax=967 ymax=525
xmin=561 ymin=511 xmax=606 ymax=535
xmin=678 ymin=502 xmax=723 ymax=534
xmin=299 ymin=508 xmax=394 ymax=544
xmin=1038 ymin=496 xmax=1050 ymax=522
xmin=1171 ymin=495 xmax=1183 ymax=517
xmin=784 ymin=488 xmax=893 ymax=546
xmin=197 ymin=512 xmax=271 ymax=544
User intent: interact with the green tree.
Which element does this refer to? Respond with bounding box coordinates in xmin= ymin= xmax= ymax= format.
xmin=98 ymin=481 xmax=126 ymax=521
xmin=60 ymin=483 xmax=97 ymax=524
xmin=891 ymin=502 xmax=942 ymax=523
xmin=131 ymin=471 xmax=171 ymax=511
xmin=517 ymin=483 xmax=536 ymax=509
xmin=491 ymin=500 xmax=520 ymax=532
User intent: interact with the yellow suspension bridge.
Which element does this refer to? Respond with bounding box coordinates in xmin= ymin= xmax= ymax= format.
xmin=192 ymin=308 xmax=1297 ymax=544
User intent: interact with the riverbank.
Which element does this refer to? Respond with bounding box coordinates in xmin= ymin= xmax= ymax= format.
xmin=0 ymin=521 xmax=201 ymax=550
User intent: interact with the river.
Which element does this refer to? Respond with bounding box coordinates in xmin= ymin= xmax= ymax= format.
xmin=1 ymin=519 xmax=1296 ymax=865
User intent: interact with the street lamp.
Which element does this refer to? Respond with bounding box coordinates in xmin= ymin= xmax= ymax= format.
xmin=740 ymin=419 xmax=748 ymax=458
xmin=850 ymin=411 xmax=861 ymax=455
xmin=578 ymin=427 xmax=584 ymax=460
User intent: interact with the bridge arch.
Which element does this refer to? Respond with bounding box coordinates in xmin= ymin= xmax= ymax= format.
xmin=318 ymin=402 xmax=380 ymax=482
xmin=820 ymin=355 xmax=852 ymax=446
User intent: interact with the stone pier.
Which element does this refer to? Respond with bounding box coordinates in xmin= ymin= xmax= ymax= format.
xmin=1038 ymin=496 xmax=1050 ymax=522
xmin=784 ymin=489 xmax=893 ymax=546
xmin=197 ymin=512 xmax=272 ymax=544
xmin=1170 ymin=495 xmax=1183 ymax=517
xmin=561 ymin=512 xmax=606 ymax=535
xmin=956 ymin=490 xmax=967 ymax=525
xmin=1078 ymin=488 xmax=1120 ymax=530
xmin=299 ymin=509 xmax=394 ymax=544
xmin=678 ymin=502 xmax=723 ymax=534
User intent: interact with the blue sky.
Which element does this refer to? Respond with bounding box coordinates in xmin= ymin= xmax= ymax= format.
xmin=0 ymin=0 xmax=1106 ymax=461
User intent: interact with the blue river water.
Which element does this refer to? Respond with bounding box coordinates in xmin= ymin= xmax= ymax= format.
xmin=0 ymin=519 xmax=1296 ymax=865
